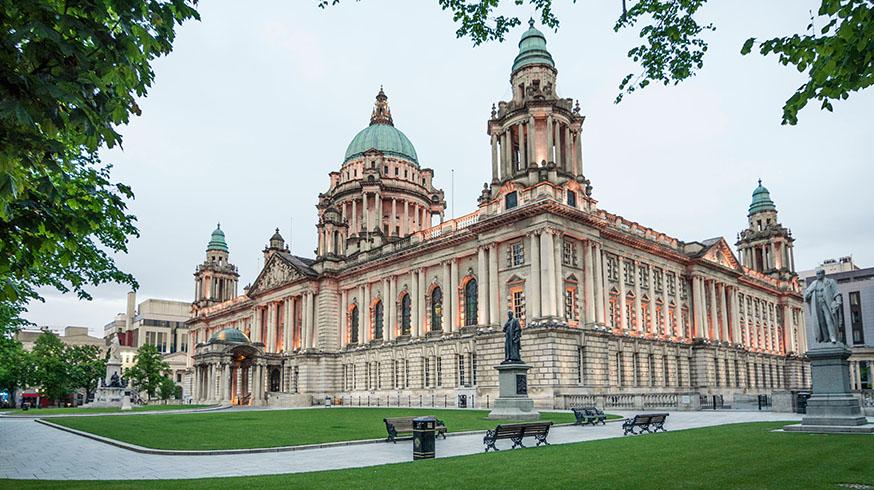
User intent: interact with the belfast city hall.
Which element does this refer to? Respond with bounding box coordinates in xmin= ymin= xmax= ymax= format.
xmin=188 ymin=22 xmax=810 ymax=411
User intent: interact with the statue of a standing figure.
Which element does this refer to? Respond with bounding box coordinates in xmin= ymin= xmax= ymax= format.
xmin=502 ymin=311 xmax=522 ymax=364
xmin=109 ymin=333 xmax=122 ymax=363
xmin=804 ymin=269 xmax=845 ymax=344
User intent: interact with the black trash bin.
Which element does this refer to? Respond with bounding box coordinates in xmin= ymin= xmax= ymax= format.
xmin=795 ymin=392 xmax=811 ymax=414
xmin=458 ymin=394 xmax=467 ymax=408
xmin=412 ymin=416 xmax=437 ymax=460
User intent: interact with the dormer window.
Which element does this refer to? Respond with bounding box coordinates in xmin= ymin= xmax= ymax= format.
xmin=505 ymin=191 xmax=518 ymax=210
xmin=567 ymin=190 xmax=577 ymax=208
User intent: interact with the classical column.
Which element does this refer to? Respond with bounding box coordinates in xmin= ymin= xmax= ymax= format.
xmin=632 ymin=261 xmax=642 ymax=333
xmin=618 ymin=259 xmax=628 ymax=330
xmin=363 ymin=284 xmax=371 ymax=342
xmin=450 ymin=258 xmax=459 ymax=331
xmin=402 ymin=200 xmax=409 ymax=236
xmin=266 ymin=302 xmax=276 ymax=352
xmin=594 ymin=243 xmax=606 ymax=324
xmin=491 ymin=132 xmax=499 ymax=180
xmin=673 ymin=274 xmax=682 ymax=338
xmin=527 ymin=115 xmax=535 ymax=165
xmin=555 ymin=122 xmax=563 ymax=169
xmin=500 ymin=131 xmax=509 ymax=178
xmin=477 ymin=246 xmax=488 ymax=325
xmin=386 ymin=277 xmax=394 ymax=340
xmin=488 ymin=243 xmax=499 ymax=325
xmin=417 ymin=270 xmax=426 ymax=334
xmin=707 ymin=279 xmax=718 ymax=341
xmin=584 ymin=241 xmax=596 ymax=325
xmin=352 ymin=198 xmax=358 ymax=234
xmin=391 ymin=199 xmax=397 ymax=236
xmin=411 ymin=271 xmax=420 ymax=337
xmin=284 ymin=298 xmax=292 ymax=352
xmin=301 ymin=293 xmax=309 ymax=349
xmin=529 ymin=232 xmax=542 ymax=319
xmin=541 ymin=230 xmax=557 ymax=317
xmin=660 ymin=271 xmax=669 ymax=336
xmin=563 ymin=124 xmax=571 ymax=171
xmin=362 ymin=193 xmax=369 ymax=232
xmin=341 ymin=289 xmax=348 ymax=346
xmin=546 ymin=116 xmax=554 ymax=163
xmin=647 ymin=267 xmax=656 ymax=335
xmin=553 ymin=231 xmax=563 ymax=320
xmin=193 ymin=364 xmax=201 ymax=401
xmin=376 ymin=192 xmax=383 ymax=234
xmin=519 ymin=123 xmax=527 ymax=169
xmin=718 ymin=284 xmax=729 ymax=342
xmin=691 ymin=276 xmax=703 ymax=338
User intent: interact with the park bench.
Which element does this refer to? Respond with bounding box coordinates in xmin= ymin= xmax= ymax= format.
xmin=483 ymin=421 xmax=553 ymax=452
xmin=383 ymin=416 xmax=447 ymax=443
xmin=571 ymin=407 xmax=607 ymax=426
xmin=622 ymin=413 xmax=669 ymax=435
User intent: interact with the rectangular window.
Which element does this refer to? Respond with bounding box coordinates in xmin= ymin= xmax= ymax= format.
xmin=639 ymin=265 xmax=649 ymax=289
xmin=654 ymin=269 xmax=663 ymax=292
xmin=624 ymin=261 xmax=635 ymax=286
xmin=676 ymin=356 xmax=683 ymax=387
xmin=567 ymin=190 xmax=577 ymax=208
xmin=648 ymin=354 xmax=655 ymax=387
xmin=508 ymin=241 xmax=525 ymax=266
xmin=564 ymin=287 xmax=578 ymax=322
xmin=663 ymin=355 xmax=670 ymax=386
xmin=606 ymin=256 xmax=620 ymax=282
xmin=616 ymin=353 xmax=623 ymax=387
xmin=666 ymin=273 xmax=675 ymax=296
xmin=511 ymin=288 xmax=526 ymax=325
xmin=633 ymin=353 xmax=640 ymax=386
xmin=472 ymin=353 xmax=478 ymax=386
xmin=458 ymin=355 xmax=466 ymax=387
xmin=423 ymin=358 xmax=430 ymax=388
xmin=404 ymin=359 xmax=410 ymax=388
xmin=714 ymin=358 xmax=720 ymax=387
xmin=376 ymin=362 xmax=382 ymax=389
xmin=436 ymin=357 xmax=443 ymax=387
xmin=562 ymin=239 xmax=577 ymax=266
xmin=505 ymin=191 xmax=518 ymax=209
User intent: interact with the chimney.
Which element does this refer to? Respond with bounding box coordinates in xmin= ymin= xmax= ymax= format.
xmin=125 ymin=291 xmax=136 ymax=330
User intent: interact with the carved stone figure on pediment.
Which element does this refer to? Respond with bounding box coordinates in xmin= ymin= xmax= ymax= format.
xmin=253 ymin=258 xmax=302 ymax=293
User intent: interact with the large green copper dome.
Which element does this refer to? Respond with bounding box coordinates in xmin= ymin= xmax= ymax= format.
xmin=344 ymin=87 xmax=419 ymax=164
xmin=749 ymin=180 xmax=777 ymax=215
xmin=207 ymin=223 xmax=228 ymax=252
xmin=512 ymin=19 xmax=556 ymax=73
xmin=208 ymin=328 xmax=250 ymax=344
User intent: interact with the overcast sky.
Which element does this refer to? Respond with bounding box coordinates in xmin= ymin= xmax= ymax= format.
xmin=24 ymin=0 xmax=873 ymax=335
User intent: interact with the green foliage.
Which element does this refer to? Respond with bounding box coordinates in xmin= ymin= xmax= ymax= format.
xmin=318 ymin=0 xmax=873 ymax=124
xmin=158 ymin=376 xmax=177 ymax=401
xmin=741 ymin=0 xmax=874 ymax=125
xmin=65 ymin=344 xmax=106 ymax=400
xmin=0 ymin=336 xmax=31 ymax=396
xmin=126 ymin=344 xmax=170 ymax=401
xmin=613 ymin=0 xmax=714 ymax=103
xmin=0 ymin=0 xmax=200 ymax=331
xmin=30 ymin=331 xmax=70 ymax=405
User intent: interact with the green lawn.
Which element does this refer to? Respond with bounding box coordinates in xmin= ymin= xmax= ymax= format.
xmin=4 ymin=422 xmax=873 ymax=489
xmin=1 ymin=404 xmax=211 ymax=416
xmin=48 ymin=407 xmax=588 ymax=450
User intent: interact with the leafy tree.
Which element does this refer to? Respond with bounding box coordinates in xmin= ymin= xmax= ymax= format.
xmin=319 ymin=0 xmax=873 ymax=124
xmin=0 ymin=336 xmax=31 ymax=404
xmin=158 ymin=376 xmax=177 ymax=402
xmin=30 ymin=331 xmax=70 ymax=406
xmin=0 ymin=0 xmax=200 ymax=331
xmin=66 ymin=344 xmax=106 ymax=403
xmin=126 ymin=344 xmax=170 ymax=401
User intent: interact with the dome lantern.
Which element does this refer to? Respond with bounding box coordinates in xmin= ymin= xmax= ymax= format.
xmin=344 ymin=88 xmax=419 ymax=164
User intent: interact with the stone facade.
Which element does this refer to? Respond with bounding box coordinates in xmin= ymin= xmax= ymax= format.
xmin=188 ymin=24 xmax=810 ymax=410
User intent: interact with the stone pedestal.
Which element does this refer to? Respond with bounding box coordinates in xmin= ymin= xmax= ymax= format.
xmin=784 ymin=345 xmax=874 ymax=434
xmin=120 ymin=395 xmax=132 ymax=411
xmin=488 ymin=363 xmax=539 ymax=421
xmin=104 ymin=361 xmax=122 ymax=386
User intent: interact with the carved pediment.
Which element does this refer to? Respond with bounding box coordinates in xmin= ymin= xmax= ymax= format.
xmin=249 ymin=255 xmax=304 ymax=295
xmin=700 ymin=239 xmax=743 ymax=272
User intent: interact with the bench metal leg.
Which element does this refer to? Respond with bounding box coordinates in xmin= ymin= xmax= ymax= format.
xmin=483 ymin=431 xmax=498 ymax=452
xmin=535 ymin=434 xmax=550 ymax=447
xmin=510 ymin=436 xmax=525 ymax=449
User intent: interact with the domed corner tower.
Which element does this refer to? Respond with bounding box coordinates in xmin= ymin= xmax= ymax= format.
xmin=193 ymin=223 xmax=240 ymax=309
xmin=480 ymin=19 xmax=592 ymax=216
xmin=318 ymin=87 xmax=446 ymax=260
xmin=736 ymin=180 xmax=797 ymax=280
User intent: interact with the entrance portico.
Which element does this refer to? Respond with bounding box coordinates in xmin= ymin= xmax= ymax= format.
xmin=193 ymin=328 xmax=267 ymax=406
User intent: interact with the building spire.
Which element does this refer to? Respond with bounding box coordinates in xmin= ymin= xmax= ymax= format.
xmin=370 ymin=86 xmax=394 ymax=126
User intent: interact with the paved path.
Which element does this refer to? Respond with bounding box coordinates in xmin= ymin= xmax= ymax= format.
xmin=0 ymin=410 xmax=801 ymax=481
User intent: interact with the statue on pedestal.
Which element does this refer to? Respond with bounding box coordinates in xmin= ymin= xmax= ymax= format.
xmin=109 ymin=334 xmax=122 ymax=363
xmin=502 ymin=311 xmax=522 ymax=364
xmin=804 ymin=269 xmax=844 ymax=344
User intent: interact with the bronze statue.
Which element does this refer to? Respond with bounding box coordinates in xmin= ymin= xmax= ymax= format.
xmin=804 ymin=269 xmax=845 ymax=344
xmin=502 ymin=311 xmax=522 ymax=364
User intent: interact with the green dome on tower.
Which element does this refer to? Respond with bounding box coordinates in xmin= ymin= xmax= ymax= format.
xmin=344 ymin=87 xmax=419 ymax=164
xmin=207 ymin=223 xmax=229 ymax=252
xmin=512 ymin=19 xmax=556 ymax=73
xmin=748 ymin=180 xmax=777 ymax=215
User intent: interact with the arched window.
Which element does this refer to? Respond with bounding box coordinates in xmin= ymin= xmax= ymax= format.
xmin=668 ymin=301 xmax=677 ymax=337
xmin=373 ymin=300 xmax=384 ymax=340
xmin=655 ymin=299 xmax=665 ymax=336
xmin=431 ymin=287 xmax=443 ymax=331
xmin=400 ymin=294 xmax=411 ymax=336
xmin=464 ymin=279 xmax=478 ymax=326
xmin=641 ymin=295 xmax=651 ymax=333
xmin=350 ymin=305 xmax=359 ymax=344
